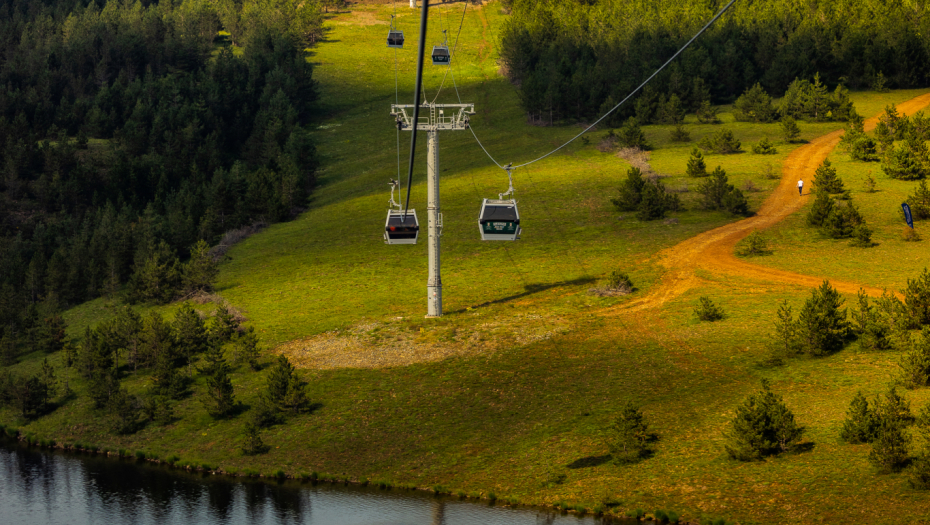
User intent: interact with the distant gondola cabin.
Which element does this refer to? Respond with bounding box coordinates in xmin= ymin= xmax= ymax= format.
xmin=387 ymin=30 xmax=404 ymax=48
xmin=384 ymin=209 xmax=420 ymax=245
xmin=431 ymin=45 xmax=450 ymax=65
xmin=478 ymin=199 xmax=520 ymax=241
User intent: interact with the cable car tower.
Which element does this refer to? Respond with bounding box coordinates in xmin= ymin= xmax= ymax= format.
xmin=391 ymin=103 xmax=474 ymax=317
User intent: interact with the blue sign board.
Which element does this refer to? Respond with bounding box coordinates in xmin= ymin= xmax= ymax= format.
xmin=903 ymin=202 xmax=914 ymax=229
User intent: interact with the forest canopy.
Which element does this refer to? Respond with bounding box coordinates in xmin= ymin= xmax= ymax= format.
xmin=499 ymin=0 xmax=930 ymax=123
xmin=0 ymin=0 xmax=324 ymax=356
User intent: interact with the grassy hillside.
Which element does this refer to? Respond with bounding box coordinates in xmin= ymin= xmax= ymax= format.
xmin=5 ymin=2 xmax=930 ymax=524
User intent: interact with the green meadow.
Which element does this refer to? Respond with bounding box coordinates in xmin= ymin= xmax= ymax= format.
xmin=4 ymin=2 xmax=930 ymax=523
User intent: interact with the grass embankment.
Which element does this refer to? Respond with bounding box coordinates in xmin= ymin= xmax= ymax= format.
xmin=4 ymin=2 xmax=930 ymax=524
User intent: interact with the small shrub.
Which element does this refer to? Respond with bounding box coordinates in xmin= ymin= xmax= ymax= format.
xmin=903 ymin=227 xmax=922 ymax=242
xmin=617 ymin=117 xmax=650 ymax=150
xmin=487 ymin=492 xmax=497 ymax=502
xmin=667 ymin=511 xmax=680 ymax=524
xmin=597 ymin=130 xmax=618 ymax=152
xmin=655 ymin=509 xmax=669 ymax=523
xmin=696 ymin=101 xmax=720 ymax=124
xmin=607 ymin=401 xmax=655 ymax=464
xmin=909 ymin=451 xmax=930 ymax=489
xmin=274 ymin=469 xmax=286 ymax=479
xmin=761 ymin=162 xmax=779 ymax=180
xmin=733 ymin=83 xmax=777 ymax=122
xmin=735 ymin=231 xmax=770 ymax=257
xmin=849 ymin=225 xmax=875 ymax=247
xmin=670 ymin=124 xmax=690 ymax=142
xmin=840 ymin=392 xmax=879 ymax=443
xmin=725 ymin=380 xmax=804 ymax=461
xmin=781 ymin=116 xmax=801 ymax=142
xmin=134 ymin=450 xmax=146 ymax=460
xmin=751 ymin=138 xmax=778 ymax=154
xmin=871 ymin=71 xmax=889 ymax=93
xmin=241 ymin=422 xmax=269 ymax=455
xmin=698 ymin=129 xmax=742 ymax=154
xmin=694 ymin=296 xmax=725 ymax=321
xmin=606 ymin=271 xmax=633 ymax=293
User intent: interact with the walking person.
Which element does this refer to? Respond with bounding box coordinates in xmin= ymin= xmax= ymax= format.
xmin=798 ymin=178 xmax=803 ymax=196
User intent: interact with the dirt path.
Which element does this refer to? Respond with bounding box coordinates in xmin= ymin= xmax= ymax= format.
xmin=615 ymin=93 xmax=930 ymax=313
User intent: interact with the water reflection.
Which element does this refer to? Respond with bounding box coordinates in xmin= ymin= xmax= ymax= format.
xmin=0 ymin=444 xmax=624 ymax=525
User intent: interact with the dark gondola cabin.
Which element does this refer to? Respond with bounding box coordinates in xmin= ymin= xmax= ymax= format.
xmin=387 ymin=30 xmax=404 ymax=48
xmin=478 ymin=199 xmax=521 ymax=241
xmin=384 ymin=209 xmax=419 ymax=245
xmin=431 ymin=45 xmax=450 ymax=65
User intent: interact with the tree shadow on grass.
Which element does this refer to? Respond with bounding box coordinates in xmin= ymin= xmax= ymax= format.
xmin=566 ymin=455 xmax=612 ymax=469
xmin=448 ymin=277 xmax=597 ymax=314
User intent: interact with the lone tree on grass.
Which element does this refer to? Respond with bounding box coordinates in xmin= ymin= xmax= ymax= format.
xmin=252 ymin=355 xmax=310 ymax=427
xmin=694 ymin=296 xmax=725 ymax=321
xmin=869 ymin=387 xmax=913 ymax=473
xmin=607 ymin=401 xmax=655 ymax=464
xmin=781 ymin=116 xmax=801 ymax=142
xmin=796 ymin=280 xmax=849 ymax=356
xmin=840 ymin=391 xmax=879 ymax=444
xmin=725 ymin=380 xmax=804 ymax=461
xmin=686 ymin=148 xmax=707 ymax=178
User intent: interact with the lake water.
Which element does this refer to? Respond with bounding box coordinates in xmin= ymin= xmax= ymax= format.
xmin=0 ymin=443 xmax=630 ymax=525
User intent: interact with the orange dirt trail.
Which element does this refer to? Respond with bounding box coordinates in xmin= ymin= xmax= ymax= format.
xmin=613 ymin=93 xmax=930 ymax=314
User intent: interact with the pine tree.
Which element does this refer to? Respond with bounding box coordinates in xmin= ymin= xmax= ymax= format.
xmin=241 ymin=421 xmax=268 ymax=455
xmin=772 ymin=300 xmax=799 ymax=357
xmin=183 ymin=240 xmax=218 ymax=295
xmin=127 ymin=240 xmax=182 ymax=304
xmin=725 ymin=380 xmax=804 ymax=461
xmin=265 ymin=355 xmax=309 ymax=415
xmin=806 ymin=188 xmax=835 ymax=227
xmin=781 ymin=116 xmax=801 ymax=142
xmin=869 ymin=387 xmax=913 ymax=473
xmin=233 ymin=326 xmax=261 ymax=370
xmin=607 ymin=401 xmax=654 ymax=464
xmin=685 ymin=148 xmax=707 ymax=177
xmin=733 ymin=83 xmax=776 ymax=122
xmin=209 ymin=304 xmax=239 ymax=344
xmin=908 ymin=180 xmax=930 ymax=220
xmin=200 ymin=342 xmax=236 ymax=418
xmin=840 ymin=391 xmax=878 ymax=444
xmin=751 ymin=137 xmax=778 ymax=154
xmin=812 ymin=159 xmax=845 ymax=194
xmin=173 ymin=303 xmax=208 ymax=377
xmin=905 ymin=268 xmax=930 ymax=327
xmin=803 ymin=73 xmax=831 ymax=121
xmin=852 ymin=290 xmax=891 ymax=351
xmin=611 ymin=167 xmax=647 ymax=212
xmin=900 ymin=327 xmax=930 ymax=389
xmin=617 ymin=117 xmax=650 ymax=150
xmin=796 ymin=280 xmax=848 ymax=356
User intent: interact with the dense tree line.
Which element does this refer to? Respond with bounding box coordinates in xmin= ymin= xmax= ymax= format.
xmin=0 ymin=0 xmax=323 ymax=358
xmin=500 ymin=0 xmax=930 ymax=123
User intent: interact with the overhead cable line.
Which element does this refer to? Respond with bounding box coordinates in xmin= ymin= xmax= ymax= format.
xmin=401 ymin=0 xmax=431 ymax=219
xmin=469 ymin=0 xmax=738 ymax=170
xmin=431 ymin=0 xmax=469 ymax=104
